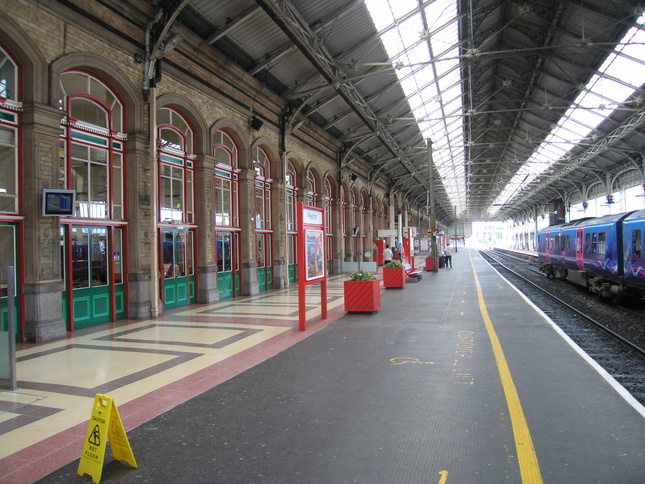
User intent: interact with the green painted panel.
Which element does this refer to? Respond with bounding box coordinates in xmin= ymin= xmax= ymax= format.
xmin=0 ymin=303 xmax=18 ymax=336
xmin=164 ymin=283 xmax=177 ymax=307
xmin=176 ymin=280 xmax=188 ymax=305
xmin=288 ymin=264 xmax=295 ymax=283
xmin=257 ymin=267 xmax=266 ymax=292
xmin=115 ymin=286 xmax=125 ymax=319
xmin=218 ymin=272 xmax=234 ymax=300
xmin=62 ymin=294 xmax=68 ymax=323
xmin=73 ymin=295 xmax=91 ymax=322
xmin=164 ymin=276 xmax=193 ymax=310
xmin=93 ymin=293 xmax=110 ymax=318
xmin=73 ymin=286 xmax=111 ymax=328
xmin=0 ymin=111 xmax=16 ymax=123
xmin=160 ymin=153 xmax=183 ymax=165
xmin=71 ymin=130 xmax=108 ymax=146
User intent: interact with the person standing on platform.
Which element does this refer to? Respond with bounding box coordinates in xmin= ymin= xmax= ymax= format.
xmin=443 ymin=243 xmax=453 ymax=268
xmin=383 ymin=244 xmax=393 ymax=264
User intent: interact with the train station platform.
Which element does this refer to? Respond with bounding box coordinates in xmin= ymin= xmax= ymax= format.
xmin=2 ymin=250 xmax=644 ymax=483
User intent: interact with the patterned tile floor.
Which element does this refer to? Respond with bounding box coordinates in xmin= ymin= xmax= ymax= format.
xmin=0 ymin=273 xmax=358 ymax=483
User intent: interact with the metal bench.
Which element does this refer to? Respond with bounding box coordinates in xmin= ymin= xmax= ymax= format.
xmin=404 ymin=263 xmax=422 ymax=281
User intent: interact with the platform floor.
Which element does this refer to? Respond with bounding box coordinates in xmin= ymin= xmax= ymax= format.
xmin=2 ymin=250 xmax=644 ymax=483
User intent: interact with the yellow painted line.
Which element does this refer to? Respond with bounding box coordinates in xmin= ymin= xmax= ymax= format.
xmin=470 ymin=252 xmax=543 ymax=484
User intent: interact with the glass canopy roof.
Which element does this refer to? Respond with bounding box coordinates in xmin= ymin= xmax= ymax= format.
xmin=365 ymin=0 xmax=645 ymax=218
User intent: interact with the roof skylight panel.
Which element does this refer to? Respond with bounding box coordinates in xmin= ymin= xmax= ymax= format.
xmin=401 ymin=75 xmax=422 ymax=94
xmin=566 ymin=107 xmax=605 ymax=132
xmin=602 ymin=52 xmax=645 ymax=89
xmin=589 ymin=75 xmax=635 ymax=105
xmin=407 ymin=42 xmax=432 ymax=68
xmin=388 ymin=0 xmax=418 ymax=18
xmin=576 ymin=89 xmax=616 ymax=111
xmin=535 ymin=143 xmax=563 ymax=163
xmin=366 ymin=0 xmax=396 ymax=30
xmin=424 ymin=0 xmax=459 ymax=29
xmin=543 ymin=132 xmax=574 ymax=154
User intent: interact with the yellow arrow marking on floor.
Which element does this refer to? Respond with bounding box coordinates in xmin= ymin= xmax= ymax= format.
xmin=470 ymin=252 xmax=543 ymax=484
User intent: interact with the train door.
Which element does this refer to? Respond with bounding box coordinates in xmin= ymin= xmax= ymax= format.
xmin=161 ymin=228 xmax=195 ymax=310
xmin=576 ymin=227 xmax=585 ymax=269
xmin=216 ymin=231 xmax=240 ymax=300
xmin=0 ymin=223 xmax=19 ymax=339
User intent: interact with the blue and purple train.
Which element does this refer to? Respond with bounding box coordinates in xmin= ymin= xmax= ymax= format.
xmin=537 ymin=209 xmax=645 ymax=303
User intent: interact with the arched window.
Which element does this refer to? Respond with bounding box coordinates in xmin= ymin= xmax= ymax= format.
xmin=0 ymin=47 xmax=19 ymax=213
xmin=350 ymin=191 xmax=357 ymax=235
xmin=254 ymin=147 xmax=272 ymax=230
xmin=57 ymin=71 xmax=128 ymax=327
xmin=324 ymin=178 xmax=333 ymax=272
xmin=213 ymin=130 xmax=239 ymax=227
xmin=0 ymin=48 xmax=17 ymax=101
xmin=306 ymin=169 xmax=316 ymax=206
xmin=324 ymin=178 xmax=332 ymax=234
xmin=340 ymin=185 xmax=347 ymax=235
xmin=157 ymin=107 xmax=194 ymax=224
xmin=254 ymin=147 xmax=273 ymax=290
xmin=286 ymin=160 xmax=297 ymax=231
xmin=59 ymin=71 xmax=125 ymax=219
xmin=285 ymin=160 xmax=298 ymax=281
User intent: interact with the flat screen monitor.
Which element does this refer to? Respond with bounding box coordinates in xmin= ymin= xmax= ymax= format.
xmin=42 ymin=189 xmax=76 ymax=216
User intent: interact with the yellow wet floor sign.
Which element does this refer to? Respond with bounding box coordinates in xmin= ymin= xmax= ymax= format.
xmin=77 ymin=394 xmax=137 ymax=483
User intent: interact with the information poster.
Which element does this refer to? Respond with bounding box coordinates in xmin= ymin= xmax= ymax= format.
xmin=306 ymin=229 xmax=324 ymax=281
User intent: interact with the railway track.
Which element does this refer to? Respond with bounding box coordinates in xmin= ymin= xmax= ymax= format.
xmin=480 ymin=249 xmax=645 ymax=405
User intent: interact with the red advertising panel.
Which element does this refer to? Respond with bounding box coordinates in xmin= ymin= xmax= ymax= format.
xmin=297 ymin=203 xmax=327 ymax=330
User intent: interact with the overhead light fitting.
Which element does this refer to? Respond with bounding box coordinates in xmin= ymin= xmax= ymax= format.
xmin=163 ymin=33 xmax=184 ymax=53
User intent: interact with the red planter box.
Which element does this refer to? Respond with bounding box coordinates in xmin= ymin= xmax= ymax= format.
xmin=425 ymin=257 xmax=434 ymax=271
xmin=383 ymin=266 xmax=406 ymax=288
xmin=344 ymin=280 xmax=381 ymax=312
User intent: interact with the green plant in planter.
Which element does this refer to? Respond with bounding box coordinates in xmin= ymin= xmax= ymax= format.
xmin=349 ymin=269 xmax=376 ymax=281
xmin=385 ymin=261 xmax=403 ymax=267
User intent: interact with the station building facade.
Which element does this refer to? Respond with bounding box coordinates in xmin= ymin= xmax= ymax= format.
xmin=0 ymin=1 xmax=435 ymax=342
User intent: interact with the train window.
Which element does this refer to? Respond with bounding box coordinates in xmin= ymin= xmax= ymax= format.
xmin=591 ymin=233 xmax=598 ymax=254
xmin=585 ymin=233 xmax=591 ymax=253
xmin=555 ymin=234 xmax=561 ymax=250
xmin=597 ymin=232 xmax=606 ymax=254
xmin=633 ymin=231 xmax=642 ymax=258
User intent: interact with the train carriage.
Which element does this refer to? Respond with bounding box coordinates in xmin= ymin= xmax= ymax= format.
xmin=538 ymin=211 xmax=645 ymax=303
xmin=622 ymin=209 xmax=645 ymax=293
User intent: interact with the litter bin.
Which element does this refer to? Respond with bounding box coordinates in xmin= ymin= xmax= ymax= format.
xmin=439 ymin=256 xmax=445 ymax=268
